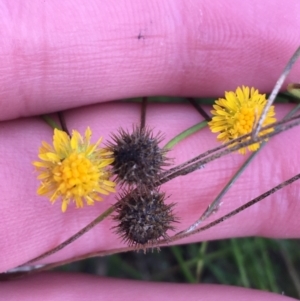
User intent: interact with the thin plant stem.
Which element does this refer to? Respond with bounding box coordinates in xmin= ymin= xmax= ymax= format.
xmin=187 ymin=98 xmax=211 ymax=122
xmin=181 ymin=103 xmax=300 ymax=234
xmin=58 ymin=111 xmax=71 ymax=136
xmin=168 ymin=172 xmax=300 ymax=242
xmin=164 ymin=121 xmax=207 ymax=149
xmin=140 ymin=96 xmax=147 ymax=130
xmin=158 ymin=114 xmax=300 ymax=186
xmin=26 ymin=205 xmax=115 ymax=265
xmin=41 ymin=115 xmax=62 ymax=130
xmin=183 ymin=147 xmax=263 ymax=234
xmin=283 ymin=103 xmax=300 ymax=120
xmin=278 ymin=91 xmax=300 ymax=104
xmin=14 ymin=171 xmax=300 ymax=276
xmin=252 ymin=46 xmax=300 ymax=139
xmin=160 ymin=113 xmax=300 ymax=183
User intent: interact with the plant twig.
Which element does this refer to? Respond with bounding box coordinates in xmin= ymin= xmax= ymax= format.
xmin=187 ymin=98 xmax=211 ymax=122
xmin=158 ymin=114 xmax=300 ymax=185
xmin=180 ymin=103 xmax=300 ymax=234
xmin=160 ymin=113 xmax=298 ymax=182
xmin=182 ymin=148 xmax=263 ymax=234
xmin=25 ymin=205 xmax=115 ymax=265
xmin=41 ymin=115 xmax=62 ymax=130
xmin=58 ymin=111 xmax=71 ymax=136
xmin=252 ymin=46 xmax=300 ymax=139
xmin=169 ymin=172 xmax=300 ymax=242
xmin=12 ymin=171 xmax=300 ymax=277
xmin=140 ymin=96 xmax=148 ymax=130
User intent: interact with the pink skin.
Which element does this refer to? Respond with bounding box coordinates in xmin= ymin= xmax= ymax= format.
xmin=1 ymin=0 xmax=300 ymax=300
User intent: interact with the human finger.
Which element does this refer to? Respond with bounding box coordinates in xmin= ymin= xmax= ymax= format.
xmin=0 ymin=273 xmax=296 ymax=301
xmin=1 ymin=0 xmax=300 ymax=120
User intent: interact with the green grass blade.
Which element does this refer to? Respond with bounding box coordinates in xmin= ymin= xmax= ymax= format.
xmin=231 ymin=239 xmax=250 ymax=288
xmin=171 ymin=246 xmax=196 ymax=283
xmin=164 ymin=121 xmax=207 ymax=149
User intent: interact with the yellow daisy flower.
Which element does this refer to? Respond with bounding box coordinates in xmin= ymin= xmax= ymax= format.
xmin=208 ymin=86 xmax=276 ymax=154
xmin=33 ymin=127 xmax=116 ymax=212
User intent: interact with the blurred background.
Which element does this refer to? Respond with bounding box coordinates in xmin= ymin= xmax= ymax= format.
xmin=57 ymin=238 xmax=300 ymax=298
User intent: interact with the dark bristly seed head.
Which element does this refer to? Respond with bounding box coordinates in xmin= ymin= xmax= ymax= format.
xmin=114 ymin=189 xmax=177 ymax=248
xmin=106 ymin=126 xmax=169 ymax=186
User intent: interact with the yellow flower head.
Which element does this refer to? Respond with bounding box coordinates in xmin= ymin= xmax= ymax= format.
xmin=33 ymin=127 xmax=116 ymax=212
xmin=208 ymin=86 xmax=276 ymax=154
